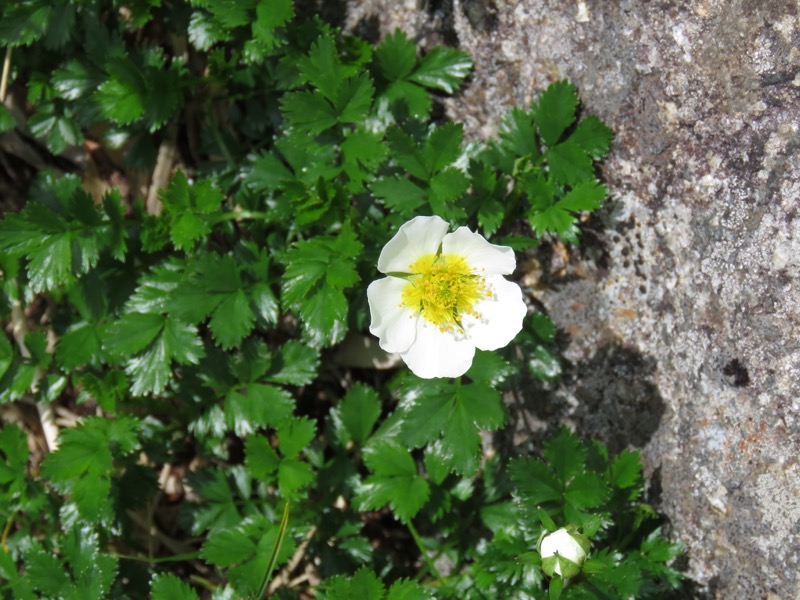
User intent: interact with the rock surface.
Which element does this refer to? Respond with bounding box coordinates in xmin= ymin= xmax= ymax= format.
xmin=346 ymin=1 xmax=800 ymax=597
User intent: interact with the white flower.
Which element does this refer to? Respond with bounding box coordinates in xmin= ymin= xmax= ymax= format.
xmin=539 ymin=527 xmax=589 ymax=578
xmin=367 ymin=215 xmax=527 ymax=379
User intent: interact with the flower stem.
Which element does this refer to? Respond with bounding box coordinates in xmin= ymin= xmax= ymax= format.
xmin=0 ymin=47 xmax=11 ymax=103
xmin=1 ymin=510 xmax=17 ymax=552
xmin=189 ymin=574 xmax=217 ymax=593
xmin=114 ymin=551 xmax=201 ymax=563
xmin=212 ymin=210 xmax=271 ymax=224
xmin=406 ymin=519 xmax=443 ymax=583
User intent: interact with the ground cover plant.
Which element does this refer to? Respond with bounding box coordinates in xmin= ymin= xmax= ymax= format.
xmin=0 ymin=1 xmax=685 ymax=598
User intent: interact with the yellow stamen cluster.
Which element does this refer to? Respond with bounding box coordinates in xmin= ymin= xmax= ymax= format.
xmin=401 ymin=253 xmax=489 ymax=332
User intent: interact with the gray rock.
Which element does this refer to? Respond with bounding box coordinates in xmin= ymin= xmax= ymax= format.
xmin=347 ymin=0 xmax=800 ymax=597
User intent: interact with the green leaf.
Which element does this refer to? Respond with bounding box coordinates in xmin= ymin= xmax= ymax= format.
xmin=426 ymin=123 xmax=464 ymax=172
xmin=370 ymin=176 xmax=426 ymax=213
xmin=323 ymin=568 xmax=385 ymax=600
xmin=497 ymin=106 xmax=540 ymax=160
xmin=398 ymin=380 xmax=505 ymax=475
xmin=557 ymin=180 xmax=606 ymax=213
xmin=592 ymin=558 xmax=643 ymax=598
xmin=382 ymin=80 xmax=433 ymax=119
xmin=188 ymin=11 xmax=230 ymax=51
xmin=571 ymin=114 xmax=614 ymax=160
xmin=528 ymin=179 xmax=605 ymax=242
xmin=0 ymin=424 xmax=27 ymax=493
xmin=267 ymin=341 xmax=320 ymax=386
xmin=75 ymin=370 xmax=128 ymax=412
xmin=169 ymin=252 xmax=274 ymax=348
xmin=533 ymin=81 xmax=577 ymax=147
xmin=244 ymin=435 xmax=280 ymax=480
xmin=202 ymin=516 xmax=295 ymax=596
xmin=528 ymin=205 xmax=575 ymax=241
xmin=187 ymin=469 xmax=241 ymax=534
xmin=477 ymin=197 xmax=505 ymax=238
xmin=151 ymin=574 xmax=201 ymax=600
xmin=25 ymin=550 xmax=69 ymax=596
xmin=160 ymin=171 xmax=223 ymax=252
xmin=522 ymin=171 xmax=554 ymax=211
xmin=386 ymin=578 xmax=433 ymax=600
xmin=95 ymin=56 xmax=145 ymax=125
xmin=0 ymin=174 xmax=127 ymax=292
xmin=123 ymin=317 xmax=204 ymax=396
xmin=564 ymin=472 xmax=609 ymax=510
xmin=280 ymin=91 xmax=338 ymax=135
xmin=397 ymin=381 xmax=453 ymax=448
xmin=95 ymin=50 xmax=185 ymax=131
xmin=0 ymin=3 xmax=49 ymax=47
xmin=200 ymin=0 xmax=259 ymax=30
xmin=278 ymin=458 xmax=315 ymax=499
xmin=342 ymin=128 xmax=388 ymax=189
xmin=225 ymin=384 xmax=294 ymax=436
xmin=59 ymin=527 xmax=118 ymax=599
xmin=297 ymin=284 xmax=348 ymax=347
xmin=104 ymin=312 xmax=165 ymax=357
xmin=251 ymin=0 xmax=292 ymax=53
xmin=201 ymin=528 xmax=257 ymax=567
xmin=530 ymin=313 xmax=556 ymax=342
xmin=428 ymin=167 xmax=469 ymax=215
xmin=278 ymin=417 xmax=316 ymax=459
xmin=466 ymin=351 xmax=513 ymax=386
xmin=281 ymin=227 xmax=362 ymax=347
xmin=356 ymin=441 xmax=430 ymax=522
xmin=29 ymin=108 xmax=82 ymax=154
xmin=52 ymin=59 xmax=104 ymax=101
xmin=546 ymin=139 xmax=594 ymax=185
xmin=442 ymin=383 xmax=505 ymax=475
xmin=41 ymin=417 xmax=140 ymax=521
xmin=527 ymin=345 xmax=562 ymax=381
xmin=375 ymin=30 xmax=416 ymax=82
xmin=336 ymin=71 xmax=375 ymax=124
xmin=0 ymin=105 xmax=15 ymax=133
xmin=543 ymin=428 xmax=586 ymax=483
xmin=509 ymin=457 xmax=562 ymax=509
xmin=337 ymin=383 xmax=381 ymax=445
xmin=299 ymin=36 xmax=345 ymax=102
xmin=349 ymin=568 xmax=385 ymax=599
xmin=640 ymin=527 xmax=683 ymax=563
xmin=282 ymin=232 xmax=361 ymax=306
xmin=245 ymin=152 xmax=293 ymax=193
xmin=409 ymin=47 xmax=472 ymax=94
xmin=56 ymin=321 xmax=102 ymax=371
xmin=386 ymin=128 xmax=429 ymax=180
xmin=548 ymin=574 xmax=563 ymax=600
xmin=611 ymin=449 xmax=643 ymax=491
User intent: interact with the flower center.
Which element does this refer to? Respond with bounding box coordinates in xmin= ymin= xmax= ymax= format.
xmin=401 ymin=253 xmax=488 ymax=331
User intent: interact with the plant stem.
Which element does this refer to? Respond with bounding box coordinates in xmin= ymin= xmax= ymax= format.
xmin=114 ymin=551 xmax=201 ymax=563
xmin=257 ymin=502 xmax=291 ymax=599
xmin=406 ymin=519 xmax=443 ymax=583
xmin=189 ymin=574 xmax=217 ymax=593
xmin=0 ymin=47 xmax=11 ymax=103
xmin=1 ymin=510 xmax=18 ymax=551
xmin=213 ymin=210 xmax=271 ymax=224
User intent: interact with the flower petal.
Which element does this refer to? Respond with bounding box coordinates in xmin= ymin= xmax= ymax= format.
xmin=377 ymin=215 xmax=449 ymax=274
xmin=367 ymin=277 xmax=418 ymax=353
xmin=461 ymin=275 xmax=526 ymax=351
xmin=441 ymin=227 xmax=516 ymax=275
xmin=400 ymin=320 xmax=476 ymax=379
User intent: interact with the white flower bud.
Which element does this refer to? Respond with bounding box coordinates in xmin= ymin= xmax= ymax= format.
xmin=538 ymin=527 xmax=589 ymax=579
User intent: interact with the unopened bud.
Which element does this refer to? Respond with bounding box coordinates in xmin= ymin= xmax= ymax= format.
xmin=538 ymin=527 xmax=589 ymax=579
